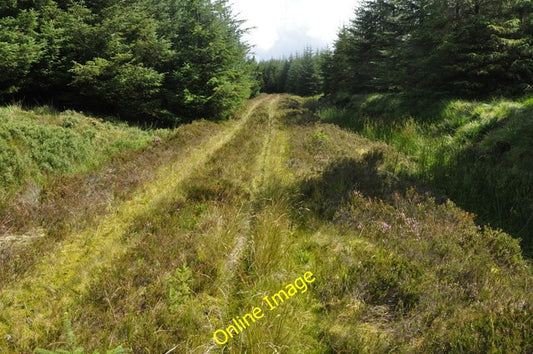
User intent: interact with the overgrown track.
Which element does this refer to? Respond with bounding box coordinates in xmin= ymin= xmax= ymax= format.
xmin=0 ymin=95 xmax=531 ymax=353
xmin=0 ymin=95 xmax=274 ymax=350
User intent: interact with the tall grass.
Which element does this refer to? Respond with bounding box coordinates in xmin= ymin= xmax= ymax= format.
xmin=286 ymin=102 xmax=532 ymax=352
xmin=1 ymin=95 xmax=531 ymax=352
xmin=317 ymin=94 xmax=533 ymax=254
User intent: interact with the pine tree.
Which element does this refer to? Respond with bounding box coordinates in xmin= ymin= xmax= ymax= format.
xmin=0 ymin=0 xmax=256 ymax=125
xmin=324 ymin=0 xmax=532 ymax=98
xmin=156 ymin=0 xmax=253 ymax=121
xmin=257 ymin=48 xmax=324 ymax=96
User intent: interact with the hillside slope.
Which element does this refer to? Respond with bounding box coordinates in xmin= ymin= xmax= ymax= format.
xmin=0 ymin=95 xmax=531 ymax=353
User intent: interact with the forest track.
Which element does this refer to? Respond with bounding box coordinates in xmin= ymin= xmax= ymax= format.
xmin=226 ymin=96 xmax=281 ymax=270
xmin=194 ymin=95 xmax=291 ymax=353
xmin=213 ymin=96 xmax=281 ymax=293
xmin=1 ymin=94 xmax=531 ymax=353
xmin=0 ymin=95 xmax=272 ymax=349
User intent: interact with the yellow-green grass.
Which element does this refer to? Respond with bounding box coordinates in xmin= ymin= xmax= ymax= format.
xmin=0 ymin=95 xmax=531 ymax=353
xmin=0 ymin=95 xmax=271 ymax=350
xmin=0 ymin=117 xmax=227 ymax=288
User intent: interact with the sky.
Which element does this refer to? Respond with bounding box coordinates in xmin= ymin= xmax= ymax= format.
xmin=229 ymin=0 xmax=358 ymax=60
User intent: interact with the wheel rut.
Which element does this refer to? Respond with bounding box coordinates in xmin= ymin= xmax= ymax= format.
xmin=0 ymin=95 xmax=271 ymax=347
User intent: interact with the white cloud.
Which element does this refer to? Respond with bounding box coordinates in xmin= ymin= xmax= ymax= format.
xmin=230 ymin=0 xmax=358 ymax=60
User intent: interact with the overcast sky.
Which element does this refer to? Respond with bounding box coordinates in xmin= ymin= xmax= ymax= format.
xmin=230 ymin=0 xmax=358 ymax=60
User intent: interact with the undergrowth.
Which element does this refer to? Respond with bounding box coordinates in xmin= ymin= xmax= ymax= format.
xmin=0 ymin=105 xmax=167 ymax=198
xmin=289 ymin=97 xmax=532 ymax=352
xmin=317 ymin=94 xmax=533 ymax=255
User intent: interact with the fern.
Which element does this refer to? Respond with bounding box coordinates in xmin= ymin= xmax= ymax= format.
xmin=167 ymin=263 xmax=194 ymax=311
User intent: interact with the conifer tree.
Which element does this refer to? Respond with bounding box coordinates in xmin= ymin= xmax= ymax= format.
xmin=0 ymin=0 xmax=255 ymax=124
xmin=324 ymin=0 xmax=532 ymax=98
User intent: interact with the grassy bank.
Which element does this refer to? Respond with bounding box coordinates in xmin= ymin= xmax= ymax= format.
xmin=317 ymin=94 xmax=533 ymax=255
xmin=0 ymin=106 xmax=168 ymax=196
xmin=0 ymin=105 xmax=170 ymax=234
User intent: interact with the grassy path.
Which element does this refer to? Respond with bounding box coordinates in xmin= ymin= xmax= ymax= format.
xmin=213 ymin=95 xmax=281 ymax=305
xmin=0 ymin=94 xmax=531 ymax=353
xmin=0 ymin=95 xmax=271 ymax=350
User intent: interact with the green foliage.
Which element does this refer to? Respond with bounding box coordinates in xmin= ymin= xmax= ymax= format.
xmin=158 ymin=0 xmax=254 ymax=121
xmin=70 ymin=55 xmax=164 ymax=118
xmin=258 ymin=47 xmax=324 ymax=96
xmin=316 ymin=94 xmax=533 ymax=252
xmin=324 ymin=0 xmax=533 ymax=98
xmin=167 ymin=264 xmax=194 ymax=311
xmin=0 ymin=109 xmax=87 ymax=190
xmin=0 ymin=0 xmax=255 ymax=125
xmin=0 ymin=11 xmax=42 ymax=95
xmin=0 ymin=106 xmax=165 ymax=198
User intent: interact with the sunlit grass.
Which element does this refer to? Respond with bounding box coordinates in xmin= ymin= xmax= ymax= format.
xmin=0 ymin=105 xmax=168 ymax=197
xmin=1 ymin=95 xmax=531 ymax=352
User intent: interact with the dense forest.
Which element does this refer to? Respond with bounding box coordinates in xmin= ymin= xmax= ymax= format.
xmin=3 ymin=0 xmax=531 ymax=124
xmin=0 ymin=0 xmax=257 ymax=125
xmin=324 ymin=0 xmax=532 ymax=97
xmin=259 ymin=0 xmax=532 ymax=98
xmin=258 ymin=47 xmax=324 ymax=96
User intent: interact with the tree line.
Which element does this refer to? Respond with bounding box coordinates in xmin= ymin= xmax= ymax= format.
xmin=0 ymin=0 xmax=257 ymax=125
xmin=2 ymin=0 xmax=531 ymax=125
xmin=258 ymin=0 xmax=532 ymax=99
xmin=258 ymin=47 xmax=324 ymax=97
xmin=324 ymin=0 xmax=532 ymax=98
